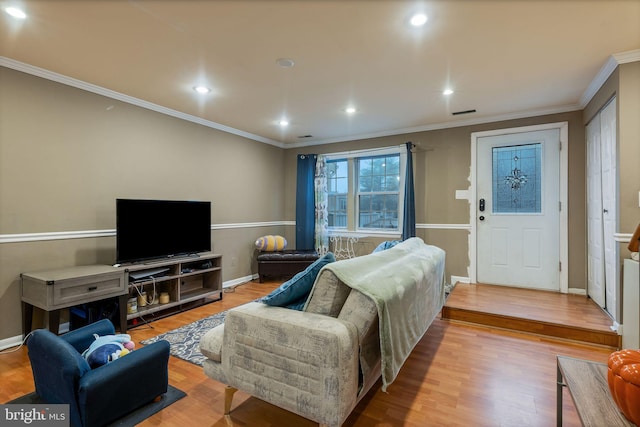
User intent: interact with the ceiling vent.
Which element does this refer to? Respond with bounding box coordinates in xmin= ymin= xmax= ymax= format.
xmin=452 ymin=109 xmax=477 ymax=116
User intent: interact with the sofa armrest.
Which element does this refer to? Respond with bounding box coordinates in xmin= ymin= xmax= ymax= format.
xmin=26 ymin=328 xmax=92 ymax=427
xmin=77 ymin=340 xmax=170 ymax=427
xmin=221 ymin=302 xmax=359 ymax=427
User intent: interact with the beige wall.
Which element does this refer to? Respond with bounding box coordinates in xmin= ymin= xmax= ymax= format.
xmin=285 ymin=111 xmax=587 ymax=289
xmin=0 ymin=67 xmax=287 ymax=339
xmin=583 ymin=62 xmax=640 ymax=321
xmin=618 ymin=62 xmax=640 ymax=242
xmin=584 ymin=62 xmax=640 ymax=248
xmin=1 ymin=62 xmax=636 ymax=342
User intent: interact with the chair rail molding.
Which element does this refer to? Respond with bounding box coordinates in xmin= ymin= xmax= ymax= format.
xmin=0 ymin=221 xmax=295 ymax=244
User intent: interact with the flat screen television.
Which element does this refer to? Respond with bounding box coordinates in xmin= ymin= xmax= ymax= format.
xmin=116 ymin=198 xmax=211 ymax=264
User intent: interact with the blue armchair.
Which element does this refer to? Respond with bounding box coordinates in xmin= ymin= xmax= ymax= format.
xmin=27 ymin=319 xmax=170 ymax=427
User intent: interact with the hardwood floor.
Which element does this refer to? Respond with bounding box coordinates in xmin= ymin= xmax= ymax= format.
xmin=443 ymin=283 xmax=620 ymax=348
xmin=0 ymin=280 xmax=618 ymax=426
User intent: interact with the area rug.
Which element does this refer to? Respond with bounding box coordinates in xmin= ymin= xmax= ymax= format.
xmin=444 ymin=281 xmax=456 ymax=297
xmin=140 ymin=300 xmax=262 ymax=366
xmin=6 ymin=384 xmax=186 ymax=426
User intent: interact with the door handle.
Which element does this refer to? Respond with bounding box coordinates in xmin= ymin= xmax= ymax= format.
xmin=603 ymin=209 xmax=609 ymax=213
xmin=479 ymin=216 xmax=485 ymax=221
xmin=479 ymin=198 xmax=485 ymax=212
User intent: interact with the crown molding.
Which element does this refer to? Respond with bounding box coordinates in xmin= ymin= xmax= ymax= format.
xmin=286 ymin=104 xmax=581 ymax=149
xmin=0 ymin=57 xmax=285 ymax=149
xmin=5 ymin=50 xmax=638 ymax=152
xmin=613 ymin=49 xmax=640 ymax=64
xmin=579 ymin=49 xmax=640 ymax=108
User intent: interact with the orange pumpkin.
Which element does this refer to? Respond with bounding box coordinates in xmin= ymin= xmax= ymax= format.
xmin=608 ymin=349 xmax=640 ymax=425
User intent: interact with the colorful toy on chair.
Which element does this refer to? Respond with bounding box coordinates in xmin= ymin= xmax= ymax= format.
xmin=81 ymin=333 xmax=135 ymax=369
xmin=255 ymin=235 xmax=287 ymax=251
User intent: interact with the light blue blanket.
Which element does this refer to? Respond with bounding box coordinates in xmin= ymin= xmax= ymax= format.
xmin=321 ymin=237 xmax=445 ymax=391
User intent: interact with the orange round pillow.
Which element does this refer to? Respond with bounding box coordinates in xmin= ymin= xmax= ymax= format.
xmin=608 ymin=349 xmax=640 ymax=425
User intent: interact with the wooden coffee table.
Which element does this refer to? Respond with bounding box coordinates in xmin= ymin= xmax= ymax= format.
xmin=556 ymin=355 xmax=633 ymax=426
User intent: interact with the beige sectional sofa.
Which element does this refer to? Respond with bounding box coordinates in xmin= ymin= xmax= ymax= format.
xmin=200 ymin=238 xmax=445 ymax=427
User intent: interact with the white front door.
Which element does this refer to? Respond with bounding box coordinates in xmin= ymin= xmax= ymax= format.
xmin=475 ymin=128 xmax=561 ymax=290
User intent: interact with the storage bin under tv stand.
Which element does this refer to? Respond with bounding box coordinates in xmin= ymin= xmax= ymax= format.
xmin=125 ymin=252 xmax=222 ymax=327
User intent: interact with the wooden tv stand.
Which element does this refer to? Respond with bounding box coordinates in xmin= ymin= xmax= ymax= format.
xmin=20 ymin=253 xmax=223 ymax=334
xmin=124 ymin=252 xmax=222 ymax=327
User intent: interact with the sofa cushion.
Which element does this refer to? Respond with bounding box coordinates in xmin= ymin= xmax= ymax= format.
xmin=304 ymin=268 xmax=352 ymax=317
xmin=338 ymin=290 xmax=380 ymax=394
xmin=257 ymin=250 xmax=318 ymax=261
xmin=262 ymin=252 xmax=335 ymax=309
xmin=200 ymin=324 xmax=225 ymax=363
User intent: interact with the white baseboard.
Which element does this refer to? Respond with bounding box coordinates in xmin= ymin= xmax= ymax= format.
xmin=449 ymin=278 xmax=588 ymax=297
xmin=451 ymin=275 xmax=470 ymax=285
xmin=223 ymin=274 xmax=257 ymax=288
xmin=0 ymin=321 xmax=71 ymax=352
xmin=0 ymin=334 xmax=24 ymax=352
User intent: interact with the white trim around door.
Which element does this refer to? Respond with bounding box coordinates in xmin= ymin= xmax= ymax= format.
xmin=469 ymin=122 xmax=569 ymax=293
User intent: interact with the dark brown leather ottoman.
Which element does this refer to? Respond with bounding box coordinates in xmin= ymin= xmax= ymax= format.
xmin=257 ymin=250 xmax=319 ymax=282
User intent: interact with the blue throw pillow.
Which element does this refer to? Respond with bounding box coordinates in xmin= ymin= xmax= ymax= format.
xmin=372 ymin=240 xmax=402 ymax=253
xmin=262 ymin=252 xmax=335 ymax=310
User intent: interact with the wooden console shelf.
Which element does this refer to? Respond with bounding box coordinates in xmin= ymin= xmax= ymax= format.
xmin=21 ymin=265 xmax=127 ymax=334
xmin=124 ymin=252 xmax=222 ymax=325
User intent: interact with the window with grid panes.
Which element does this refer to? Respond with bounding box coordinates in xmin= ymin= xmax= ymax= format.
xmin=357 ymin=154 xmax=400 ymax=230
xmin=325 ymin=147 xmax=404 ymax=233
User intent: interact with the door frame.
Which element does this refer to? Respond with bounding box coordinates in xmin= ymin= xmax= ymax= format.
xmin=469 ymin=122 xmax=569 ymax=293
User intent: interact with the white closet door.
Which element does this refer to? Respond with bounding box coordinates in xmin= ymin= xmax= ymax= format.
xmin=586 ymin=115 xmax=605 ymax=308
xmin=600 ymin=98 xmax=618 ymax=319
xmin=586 ymin=97 xmax=618 ymax=320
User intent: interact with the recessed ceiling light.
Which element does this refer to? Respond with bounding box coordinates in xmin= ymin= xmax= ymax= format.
xmin=345 ymin=107 xmax=357 ymax=114
xmin=410 ymin=13 xmax=427 ymax=27
xmin=276 ymin=58 xmax=295 ymax=68
xmin=279 ymin=120 xmax=289 ymax=127
xmin=193 ymin=86 xmax=211 ymax=94
xmin=5 ymin=7 xmax=27 ymax=19
xmin=443 ymin=89 xmax=454 ymax=96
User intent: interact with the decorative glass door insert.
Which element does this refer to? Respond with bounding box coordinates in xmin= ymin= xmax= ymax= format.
xmin=492 ymin=143 xmax=542 ymax=213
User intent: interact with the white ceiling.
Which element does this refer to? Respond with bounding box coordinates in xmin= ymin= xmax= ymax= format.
xmin=1 ymin=1 xmax=639 ymax=147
